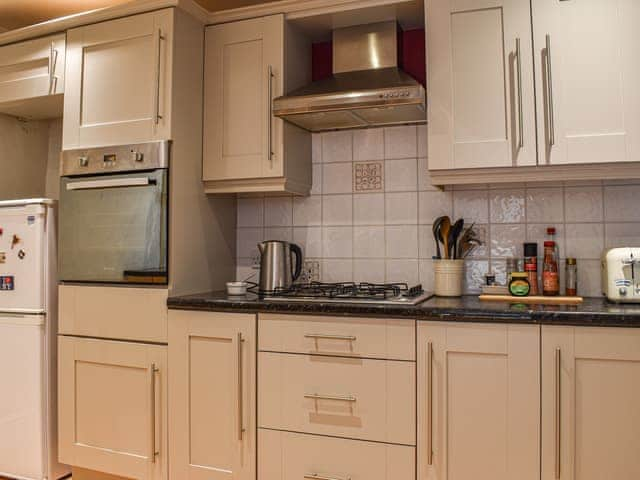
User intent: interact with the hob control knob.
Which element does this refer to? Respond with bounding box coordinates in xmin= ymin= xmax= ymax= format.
xmin=78 ymin=156 xmax=89 ymax=167
xmin=619 ymin=286 xmax=628 ymax=296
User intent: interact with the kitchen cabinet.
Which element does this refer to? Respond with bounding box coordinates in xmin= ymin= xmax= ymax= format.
xmin=542 ymin=326 xmax=640 ymax=480
xmin=428 ymin=0 xmax=640 ymax=184
xmin=202 ymin=15 xmax=312 ymax=194
xmin=58 ymin=336 xmax=167 ymax=480
xmin=63 ymin=9 xmax=173 ymax=148
xmin=168 ymin=310 xmax=256 ymax=480
xmin=427 ymin=0 xmax=536 ymax=170
xmin=0 ymin=33 xmax=65 ymax=119
xmin=533 ymin=0 xmax=640 ymax=166
xmin=417 ymin=322 xmax=540 ymax=480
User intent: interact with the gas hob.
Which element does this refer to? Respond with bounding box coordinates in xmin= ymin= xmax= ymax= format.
xmin=262 ymin=282 xmax=433 ymax=306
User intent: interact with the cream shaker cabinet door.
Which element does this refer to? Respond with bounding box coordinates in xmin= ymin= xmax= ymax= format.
xmin=58 ymin=336 xmax=167 ymax=480
xmin=533 ymin=0 xmax=640 ymax=165
xmin=63 ymin=9 xmax=173 ymax=149
xmin=542 ymin=326 xmax=640 ymax=480
xmin=0 ymin=33 xmax=65 ymax=103
xmin=203 ymin=15 xmax=284 ymax=182
xmin=427 ymin=0 xmax=536 ymax=170
xmin=417 ymin=322 xmax=540 ymax=480
xmin=168 ymin=310 xmax=256 ymax=480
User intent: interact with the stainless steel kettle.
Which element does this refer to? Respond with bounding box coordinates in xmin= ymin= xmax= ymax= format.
xmin=258 ymin=240 xmax=303 ymax=293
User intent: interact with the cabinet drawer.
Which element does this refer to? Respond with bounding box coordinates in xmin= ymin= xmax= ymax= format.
xmin=59 ymin=285 xmax=168 ymax=343
xmin=259 ymin=429 xmax=415 ymax=480
xmin=259 ymin=352 xmax=415 ymax=445
xmin=259 ymin=314 xmax=415 ymax=361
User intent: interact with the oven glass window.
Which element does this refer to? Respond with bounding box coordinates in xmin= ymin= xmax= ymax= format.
xmin=59 ymin=169 xmax=167 ymax=284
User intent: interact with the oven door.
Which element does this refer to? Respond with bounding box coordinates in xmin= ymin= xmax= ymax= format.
xmin=59 ymin=169 xmax=168 ymax=284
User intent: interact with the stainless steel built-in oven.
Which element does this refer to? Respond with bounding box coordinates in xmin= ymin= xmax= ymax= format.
xmin=59 ymin=141 xmax=169 ymax=285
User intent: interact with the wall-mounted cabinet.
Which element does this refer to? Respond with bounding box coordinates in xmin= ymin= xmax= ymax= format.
xmin=63 ymin=9 xmax=173 ymax=149
xmin=0 ymin=33 xmax=65 ymax=119
xmin=202 ymin=14 xmax=312 ymax=195
xmin=427 ymin=0 xmax=536 ymax=171
xmin=428 ymin=0 xmax=640 ymax=184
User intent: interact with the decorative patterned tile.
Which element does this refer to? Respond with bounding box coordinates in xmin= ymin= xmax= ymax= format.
xmin=353 ymin=161 xmax=384 ymax=192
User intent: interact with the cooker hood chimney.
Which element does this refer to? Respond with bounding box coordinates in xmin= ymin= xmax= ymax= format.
xmin=273 ymin=21 xmax=426 ymax=132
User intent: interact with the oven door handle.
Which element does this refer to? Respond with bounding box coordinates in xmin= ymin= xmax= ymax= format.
xmin=66 ymin=177 xmax=155 ymax=191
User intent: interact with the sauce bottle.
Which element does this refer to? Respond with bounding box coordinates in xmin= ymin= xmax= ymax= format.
xmin=543 ymin=240 xmax=559 ymax=296
xmin=523 ymin=242 xmax=539 ymax=295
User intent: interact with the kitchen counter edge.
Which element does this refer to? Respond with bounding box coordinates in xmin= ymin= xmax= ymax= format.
xmin=167 ymin=293 xmax=640 ymax=328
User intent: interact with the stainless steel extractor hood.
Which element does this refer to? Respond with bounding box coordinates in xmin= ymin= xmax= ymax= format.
xmin=273 ymin=21 xmax=426 ymax=132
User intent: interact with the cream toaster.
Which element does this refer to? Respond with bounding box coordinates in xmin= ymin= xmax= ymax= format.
xmin=602 ymin=248 xmax=640 ymax=303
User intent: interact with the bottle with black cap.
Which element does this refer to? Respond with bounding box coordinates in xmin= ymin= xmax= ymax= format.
xmin=524 ymin=242 xmax=539 ymax=295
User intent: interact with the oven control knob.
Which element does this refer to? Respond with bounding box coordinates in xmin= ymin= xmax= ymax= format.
xmin=132 ymin=151 xmax=144 ymax=162
xmin=78 ymin=156 xmax=89 ymax=167
xmin=619 ymin=286 xmax=628 ymax=296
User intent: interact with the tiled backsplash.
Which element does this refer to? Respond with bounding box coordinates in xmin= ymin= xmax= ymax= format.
xmin=236 ymin=125 xmax=640 ymax=297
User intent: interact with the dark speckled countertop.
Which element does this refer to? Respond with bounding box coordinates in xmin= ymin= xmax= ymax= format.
xmin=168 ymin=292 xmax=640 ymax=328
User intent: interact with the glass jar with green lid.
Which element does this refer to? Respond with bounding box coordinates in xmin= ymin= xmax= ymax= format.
xmin=509 ymin=272 xmax=531 ymax=297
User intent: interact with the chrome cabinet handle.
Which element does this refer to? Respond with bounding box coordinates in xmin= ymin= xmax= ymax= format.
xmin=268 ymin=65 xmax=274 ymax=164
xmin=304 ymin=474 xmax=351 ymax=480
xmin=545 ymin=34 xmax=555 ymax=147
xmin=515 ymin=38 xmax=524 ymax=149
xmin=154 ymin=29 xmax=165 ymax=125
xmin=237 ymin=333 xmax=245 ymax=441
xmin=304 ymin=393 xmax=357 ymax=402
xmin=427 ymin=341 xmax=433 ymax=465
xmin=304 ymin=334 xmax=356 ymax=341
xmin=149 ymin=364 xmax=159 ymax=463
xmin=555 ymin=347 xmax=561 ymax=479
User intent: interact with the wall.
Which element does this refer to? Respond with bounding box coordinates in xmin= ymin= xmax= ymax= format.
xmin=0 ymin=113 xmax=49 ymax=199
xmin=236 ymin=125 xmax=640 ymax=297
xmin=0 ymin=114 xmax=62 ymax=201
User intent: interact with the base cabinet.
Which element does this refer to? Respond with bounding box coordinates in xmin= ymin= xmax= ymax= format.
xmin=58 ymin=336 xmax=167 ymax=480
xmin=168 ymin=310 xmax=256 ymax=480
xmin=542 ymin=326 xmax=640 ymax=480
xmin=417 ymin=322 xmax=540 ymax=480
xmin=259 ymin=429 xmax=415 ymax=480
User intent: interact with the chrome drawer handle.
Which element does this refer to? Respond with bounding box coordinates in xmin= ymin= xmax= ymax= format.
xmin=304 ymin=334 xmax=356 ymax=341
xmin=304 ymin=393 xmax=356 ymax=402
xmin=304 ymin=473 xmax=351 ymax=480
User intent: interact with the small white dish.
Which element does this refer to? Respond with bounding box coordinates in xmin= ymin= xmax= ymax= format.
xmin=226 ymin=281 xmax=248 ymax=296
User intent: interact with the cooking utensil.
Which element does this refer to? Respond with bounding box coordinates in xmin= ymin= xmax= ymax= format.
xmin=449 ymin=218 xmax=464 ymax=258
xmin=440 ymin=216 xmax=451 ymax=259
xmin=432 ymin=217 xmax=445 ymax=259
xmin=458 ymin=223 xmax=482 ymax=258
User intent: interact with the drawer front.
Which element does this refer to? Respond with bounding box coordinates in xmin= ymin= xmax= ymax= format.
xmin=259 ymin=314 xmax=415 ymax=361
xmin=59 ymin=285 xmax=168 ymax=343
xmin=259 ymin=352 xmax=415 ymax=445
xmin=259 ymin=429 xmax=415 ymax=480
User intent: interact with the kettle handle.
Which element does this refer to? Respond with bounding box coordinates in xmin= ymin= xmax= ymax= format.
xmin=290 ymin=243 xmax=303 ymax=282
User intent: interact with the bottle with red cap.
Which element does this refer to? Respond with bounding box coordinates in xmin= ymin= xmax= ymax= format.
xmin=543 ymin=227 xmax=560 ymax=296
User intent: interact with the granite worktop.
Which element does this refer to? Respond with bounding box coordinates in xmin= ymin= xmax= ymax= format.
xmin=168 ymin=291 xmax=640 ymax=328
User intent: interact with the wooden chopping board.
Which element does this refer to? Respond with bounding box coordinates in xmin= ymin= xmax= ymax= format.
xmin=479 ymin=294 xmax=584 ymax=305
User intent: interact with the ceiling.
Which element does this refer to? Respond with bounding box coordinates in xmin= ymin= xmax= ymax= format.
xmin=0 ymin=0 xmax=273 ymax=30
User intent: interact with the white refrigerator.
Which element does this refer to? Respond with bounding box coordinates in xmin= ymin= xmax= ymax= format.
xmin=0 ymin=199 xmax=69 ymax=480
